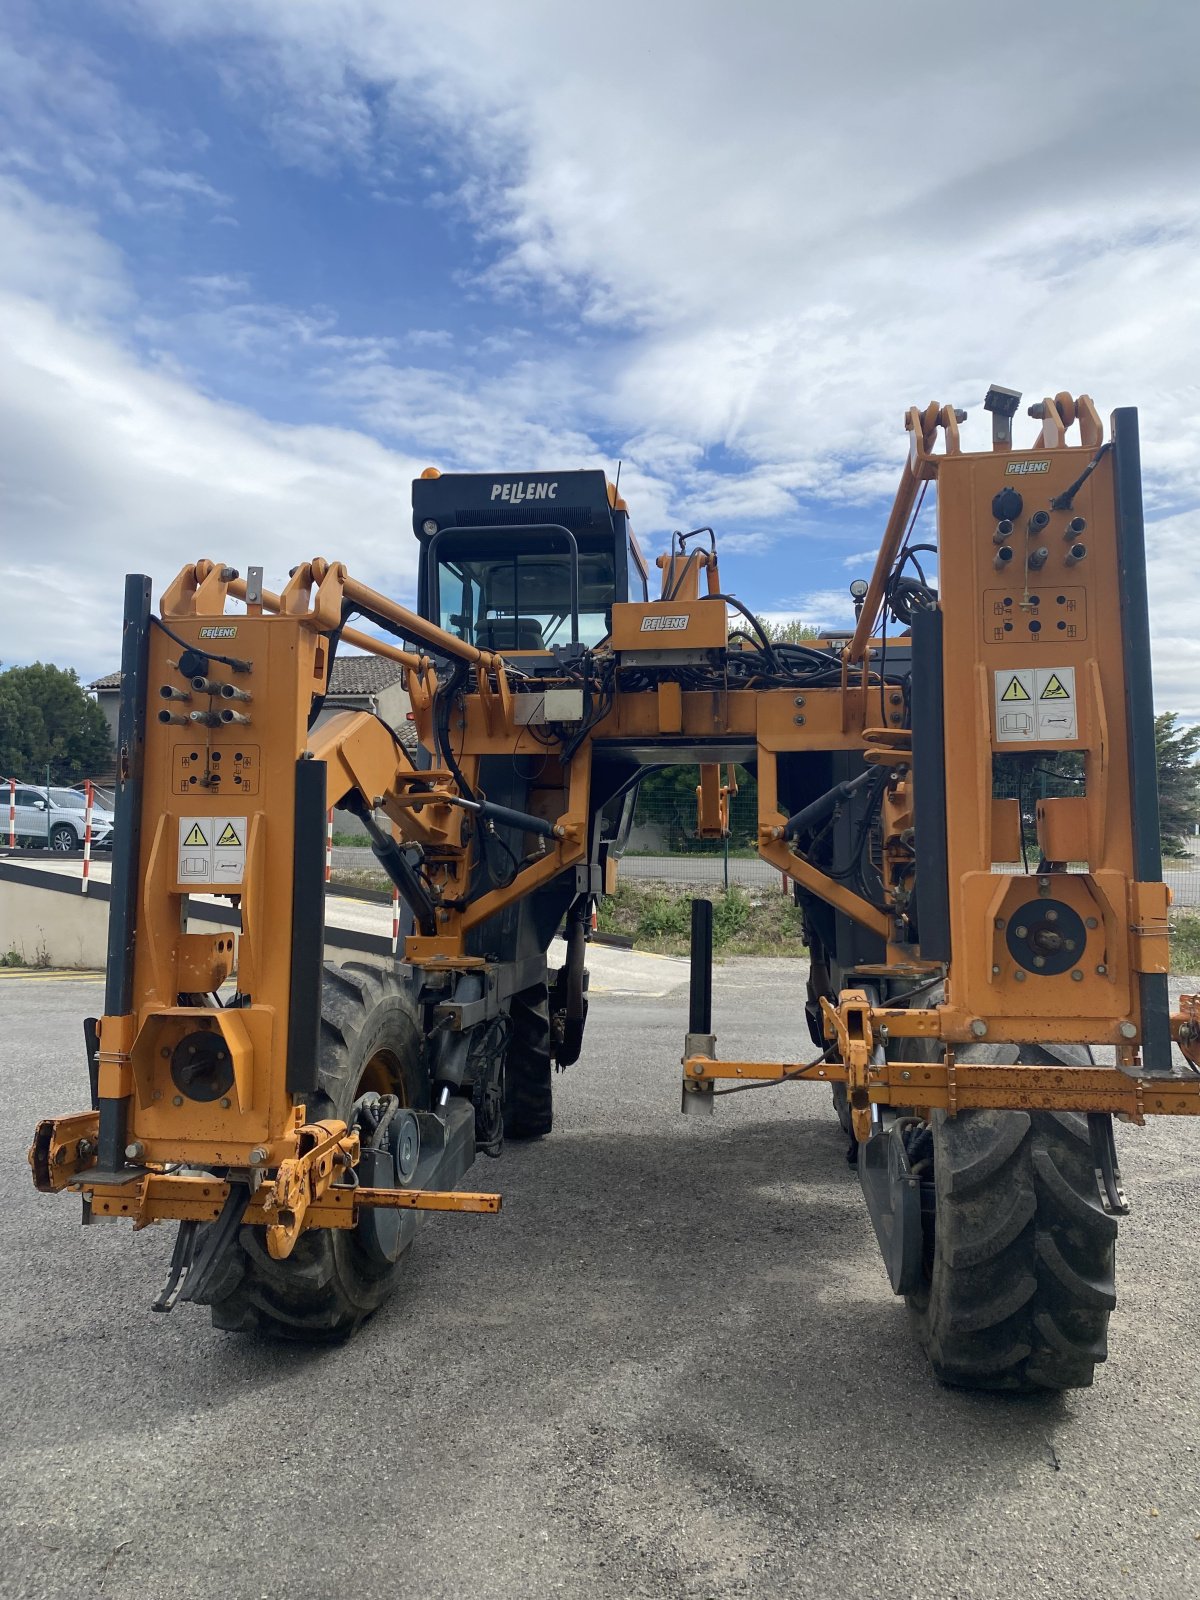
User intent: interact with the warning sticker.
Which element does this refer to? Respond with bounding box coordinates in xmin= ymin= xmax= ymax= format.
xmin=994 ymin=667 xmax=1077 ymax=744
xmin=177 ymin=816 xmax=248 ymax=885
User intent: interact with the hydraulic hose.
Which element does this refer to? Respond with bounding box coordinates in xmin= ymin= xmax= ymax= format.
xmin=782 ymin=769 xmax=874 ymax=841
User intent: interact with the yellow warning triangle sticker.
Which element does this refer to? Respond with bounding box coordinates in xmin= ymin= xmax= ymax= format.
xmin=1000 ymin=676 xmax=1031 ymax=702
xmin=183 ymin=823 xmax=208 ymax=847
xmin=216 ymin=822 xmax=242 ymax=847
xmin=1040 ymin=674 xmax=1070 ymax=700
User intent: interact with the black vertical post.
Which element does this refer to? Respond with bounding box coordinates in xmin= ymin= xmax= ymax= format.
xmin=1111 ymin=408 xmax=1172 ymax=1074
xmin=911 ymin=607 xmax=951 ymax=962
xmin=688 ymin=898 xmax=713 ymax=1036
xmin=286 ymin=757 xmax=328 ymax=1095
xmin=97 ymin=574 xmax=152 ymax=1173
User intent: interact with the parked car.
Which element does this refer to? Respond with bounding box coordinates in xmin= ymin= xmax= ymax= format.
xmin=5 ymin=784 xmax=115 ymax=852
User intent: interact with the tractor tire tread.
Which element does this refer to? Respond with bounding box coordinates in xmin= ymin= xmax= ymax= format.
xmin=504 ymin=980 xmax=553 ymax=1140
xmin=909 ymin=1109 xmax=1116 ymax=1392
xmin=201 ymin=961 xmax=427 ymax=1341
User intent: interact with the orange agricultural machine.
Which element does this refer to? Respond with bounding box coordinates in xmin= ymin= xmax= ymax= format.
xmin=31 ymin=386 xmax=1200 ymax=1388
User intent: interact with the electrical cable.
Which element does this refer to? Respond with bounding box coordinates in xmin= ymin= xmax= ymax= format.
xmin=711 ymin=1045 xmax=838 ymax=1095
xmin=1049 ymin=441 xmax=1111 ymax=511
xmin=151 ymin=614 xmax=252 ymax=674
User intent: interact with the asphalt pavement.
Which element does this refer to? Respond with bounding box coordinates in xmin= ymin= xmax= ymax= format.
xmin=2 ymin=960 xmax=1199 ymax=1600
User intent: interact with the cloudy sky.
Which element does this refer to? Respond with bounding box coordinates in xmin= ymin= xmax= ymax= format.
xmin=2 ymin=1 xmax=1198 ymax=713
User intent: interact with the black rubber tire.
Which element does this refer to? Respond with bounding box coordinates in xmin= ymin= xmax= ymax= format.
xmin=503 ymin=980 xmax=553 ymax=1139
xmin=831 ymin=1082 xmax=854 ymax=1138
xmin=49 ymin=824 xmax=76 ymax=852
xmin=907 ymin=1108 xmax=1117 ymax=1391
xmin=202 ymin=962 xmax=429 ymax=1341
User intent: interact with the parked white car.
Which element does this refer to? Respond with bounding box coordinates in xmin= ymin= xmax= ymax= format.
xmin=6 ymin=784 xmax=114 ymax=852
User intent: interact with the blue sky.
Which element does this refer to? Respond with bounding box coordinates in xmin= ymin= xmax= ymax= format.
xmin=2 ymin=1 xmax=1198 ymax=714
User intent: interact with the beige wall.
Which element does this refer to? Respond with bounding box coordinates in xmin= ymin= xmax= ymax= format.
xmin=0 ymin=879 xmax=110 ymax=968
xmin=1 ymin=878 xmax=384 ymax=971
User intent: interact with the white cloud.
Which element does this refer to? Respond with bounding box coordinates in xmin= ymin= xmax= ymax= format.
xmin=185 ymin=272 xmax=251 ymax=296
xmin=120 ymin=3 xmax=1200 ymax=509
xmin=0 ymin=183 xmax=424 ymax=678
xmin=136 ymin=165 xmax=231 ymax=207
xmin=3 ymin=1 xmax=1199 ymax=716
xmin=405 ymin=328 xmax=453 ymax=349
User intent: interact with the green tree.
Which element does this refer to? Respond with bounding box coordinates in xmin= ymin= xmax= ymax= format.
xmin=0 ymin=663 xmax=113 ymax=783
xmin=757 ymin=616 xmax=821 ymax=644
xmin=1154 ymin=712 xmax=1200 ymax=856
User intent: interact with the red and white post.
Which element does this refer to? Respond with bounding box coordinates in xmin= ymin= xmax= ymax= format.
xmin=7 ymin=778 xmax=14 ymax=849
xmin=391 ymin=884 xmax=401 ymax=956
xmin=325 ymin=807 xmax=334 ymax=884
xmin=81 ymin=780 xmax=94 ymax=894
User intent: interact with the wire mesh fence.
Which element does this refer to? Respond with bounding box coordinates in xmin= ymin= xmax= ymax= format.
xmin=617 ymin=764 xmax=1200 ymax=906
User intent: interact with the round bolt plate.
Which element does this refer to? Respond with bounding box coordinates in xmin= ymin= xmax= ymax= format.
xmin=391 ymin=1111 xmax=420 ymax=1184
xmin=1005 ymin=898 xmax=1087 ymax=977
xmin=170 ymin=1029 xmax=235 ymax=1102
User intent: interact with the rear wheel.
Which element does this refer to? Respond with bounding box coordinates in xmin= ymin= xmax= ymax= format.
xmin=907 ymin=1107 xmax=1117 ymax=1391
xmin=503 ymin=980 xmax=553 ymax=1139
xmin=201 ymin=962 xmax=429 ymax=1340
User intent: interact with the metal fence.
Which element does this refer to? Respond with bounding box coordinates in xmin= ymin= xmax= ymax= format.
xmin=617 ymin=764 xmax=1200 ymax=907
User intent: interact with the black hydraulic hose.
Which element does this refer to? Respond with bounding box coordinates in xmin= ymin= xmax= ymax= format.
xmin=435 ymin=660 xmax=476 ymax=804
xmin=707 ymin=593 xmax=783 ymax=671
xmin=782 ymin=769 xmax=874 ymax=841
xmin=354 ymin=805 xmax=438 ymax=936
xmin=411 ymin=792 xmax=561 ymax=840
xmin=1050 ymin=441 xmax=1111 ymax=511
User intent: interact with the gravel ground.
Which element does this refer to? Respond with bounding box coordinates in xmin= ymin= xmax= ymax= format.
xmin=2 ymin=961 xmax=1199 ymax=1600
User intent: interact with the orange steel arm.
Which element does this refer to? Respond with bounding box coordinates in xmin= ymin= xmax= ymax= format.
xmin=224 ymin=565 xmax=508 ymax=674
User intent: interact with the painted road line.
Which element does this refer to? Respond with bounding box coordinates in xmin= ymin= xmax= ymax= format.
xmin=0 ymin=970 xmax=104 ymax=981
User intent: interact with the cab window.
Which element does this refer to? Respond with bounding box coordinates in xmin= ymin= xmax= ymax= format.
xmin=627 ymin=539 xmax=648 ymax=602
xmin=437 ymin=545 xmax=616 ymax=650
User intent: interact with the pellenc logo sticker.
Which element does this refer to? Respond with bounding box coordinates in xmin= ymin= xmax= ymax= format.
xmin=1005 ymin=460 xmax=1051 ymax=476
xmin=640 ymin=615 xmax=689 ymax=632
xmin=198 ymin=625 xmax=238 ymax=639
xmin=490 ymin=480 xmax=558 ymax=504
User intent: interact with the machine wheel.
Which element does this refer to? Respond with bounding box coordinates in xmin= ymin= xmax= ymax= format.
xmin=49 ymin=823 xmax=76 ymax=852
xmin=831 ymin=1082 xmax=854 ymax=1138
xmin=503 ymin=979 xmax=553 ymax=1139
xmin=907 ymin=1107 xmax=1117 ymax=1391
xmin=203 ymin=962 xmax=429 ymax=1341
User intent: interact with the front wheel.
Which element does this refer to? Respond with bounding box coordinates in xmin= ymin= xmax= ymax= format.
xmin=907 ymin=1108 xmax=1117 ymax=1391
xmin=49 ymin=824 xmax=76 ymax=852
xmin=503 ymin=980 xmax=553 ymax=1139
xmin=200 ymin=962 xmax=430 ymax=1340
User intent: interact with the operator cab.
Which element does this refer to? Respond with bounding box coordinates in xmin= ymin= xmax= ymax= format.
xmin=413 ymin=469 xmax=648 ymax=663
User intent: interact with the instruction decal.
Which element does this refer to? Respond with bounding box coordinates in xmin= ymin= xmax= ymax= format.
xmin=178 ymin=816 xmax=248 ymax=885
xmin=994 ymin=667 xmax=1077 ymax=744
